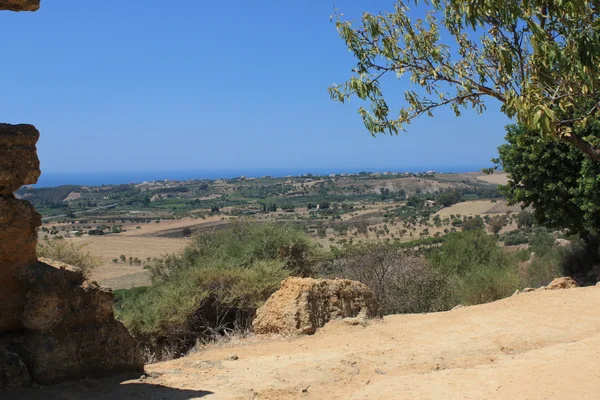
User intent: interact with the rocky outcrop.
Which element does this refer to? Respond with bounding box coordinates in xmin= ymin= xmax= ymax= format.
xmin=253 ymin=277 xmax=380 ymax=335
xmin=546 ymin=277 xmax=578 ymax=290
xmin=13 ymin=261 xmax=143 ymax=385
xmin=513 ymin=277 xmax=578 ymax=296
xmin=0 ymin=123 xmax=143 ymax=388
xmin=0 ymin=346 xmax=30 ymax=388
xmin=0 ymin=0 xmax=39 ymax=11
xmin=0 ymin=124 xmax=41 ymax=332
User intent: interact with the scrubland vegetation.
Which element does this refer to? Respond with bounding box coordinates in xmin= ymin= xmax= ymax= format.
xmin=110 ymin=217 xmax=596 ymax=362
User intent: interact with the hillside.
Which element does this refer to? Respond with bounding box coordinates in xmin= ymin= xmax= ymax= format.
xmin=5 ymin=286 xmax=600 ymax=399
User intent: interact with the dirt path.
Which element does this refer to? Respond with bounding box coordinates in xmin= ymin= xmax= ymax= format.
xmin=4 ymin=287 xmax=600 ymax=399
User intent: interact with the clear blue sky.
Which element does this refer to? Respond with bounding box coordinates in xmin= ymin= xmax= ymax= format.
xmin=1 ymin=0 xmax=511 ymax=177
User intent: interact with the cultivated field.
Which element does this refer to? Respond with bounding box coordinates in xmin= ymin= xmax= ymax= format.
xmin=435 ymin=199 xmax=523 ymax=217
xmin=71 ymin=236 xmax=187 ymax=289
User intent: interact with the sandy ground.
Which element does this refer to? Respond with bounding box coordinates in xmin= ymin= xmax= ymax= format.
xmin=5 ymin=286 xmax=600 ymax=399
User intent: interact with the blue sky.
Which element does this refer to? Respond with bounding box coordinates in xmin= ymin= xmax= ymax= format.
xmin=1 ymin=0 xmax=511 ymax=177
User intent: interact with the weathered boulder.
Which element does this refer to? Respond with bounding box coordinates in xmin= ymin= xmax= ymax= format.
xmin=546 ymin=277 xmax=578 ymax=290
xmin=8 ymin=261 xmax=144 ymax=385
xmin=0 ymin=0 xmax=39 ymax=11
xmin=253 ymin=277 xmax=380 ymax=335
xmin=0 ymin=346 xmax=30 ymax=388
xmin=0 ymin=124 xmax=41 ymax=195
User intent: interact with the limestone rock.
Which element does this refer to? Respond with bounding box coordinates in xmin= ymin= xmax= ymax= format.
xmin=11 ymin=261 xmax=144 ymax=385
xmin=546 ymin=277 xmax=578 ymax=290
xmin=0 ymin=197 xmax=40 ymax=331
xmin=0 ymin=124 xmax=41 ymax=195
xmin=522 ymin=287 xmax=535 ymax=293
xmin=555 ymin=238 xmax=571 ymax=247
xmin=253 ymin=277 xmax=380 ymax=335
xmin=0 ymin=0 xmax=39 ymax=11
xmin=18 ymin=261 xmax=113 ymax=331
xmin=0 ymin=346 xmax=30 ymax=389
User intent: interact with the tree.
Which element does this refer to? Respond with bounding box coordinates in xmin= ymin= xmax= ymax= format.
xmin=329 ymin=1 xmax=600 ymax=163
xmin=463 ymin=216 xmax=485 ymax=232
xmin=488 ymin=215 xmax=507 ymax=235
xmin=516 ymin=211 xmax=534 ymax=229
xmin=494 ymin=123 xmax=600 ymax=237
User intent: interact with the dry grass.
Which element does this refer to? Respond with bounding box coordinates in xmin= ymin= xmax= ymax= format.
xmin=68 ymin=236 xmax=186 ymax=288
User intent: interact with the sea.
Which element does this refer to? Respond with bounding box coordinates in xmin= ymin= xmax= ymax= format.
xmin=34 ymin=165 xmax=487 ymax=188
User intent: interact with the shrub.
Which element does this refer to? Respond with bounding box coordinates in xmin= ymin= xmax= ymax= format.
xmin=528 ymin=229 xmax=555 ymax=257
xmin=501 ymin=229 xmax=529 ymax=246
xmin=428 ymin=230 xmax=520 ymax=305
xmin=559 ymin=236 xmax=600 ymax=283
xmin=327 ymin=242 xmax=453 ymax=315
xmin=115 ymin=222 xmax=316 ymax=360
xmin=37 ymin=237 xmax=100 ymax=277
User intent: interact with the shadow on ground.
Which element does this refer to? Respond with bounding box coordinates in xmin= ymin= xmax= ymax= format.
xmin=0 ymin=373 xmax=213 ymax=400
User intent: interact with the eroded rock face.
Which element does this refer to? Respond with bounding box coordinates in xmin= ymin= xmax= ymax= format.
xmin=0 ymin=124 xmax=41 ymax=332
xmin=0 ymin=0 xmax=40 ymax=11
xmin=12 ymin=261 xmax=143 ymax=385
xmin=0 ymin=346 xmax=30 ymax=389
xmin=253 ymin=277 xmax=380 ymax=335
xmin=0 ymin=123 xmax=143 ymax=388
xmin=546 ymin=277 xmax=578 ymax=290
xmin=0 ymin=124 xmax=40 ymax=195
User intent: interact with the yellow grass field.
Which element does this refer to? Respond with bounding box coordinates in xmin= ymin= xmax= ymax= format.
xmin=435 ymin=199 xmax=522 ymax=217
xmin=69 ymin=236 xmax=187 ymax=289
xmin=473 ymin=172 xmax=510 ymax=185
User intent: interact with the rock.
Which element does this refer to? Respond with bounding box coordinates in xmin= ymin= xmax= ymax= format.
xmin=225 ymin=354 xmax=239 ymax=361
xmin=0 ymin=124 xmax=41 ymax=195
xmin=522 ymin=287 xmax=536 ymax=293
xmin=0 ymin=119 xmax=142 ymax=386
xmin=16 ymin=320 xmax=142 ymax=385
xmin=343 ymin=309 xmax=369 ymax=327
xmin=0 ymin=346 xmax=30 ymax=389
xmin=0 ymin=124 xmax=41 ymax=332
xmin=555 ymin=238 xmax=571 ymax=247
xmin=0 ymin=0 xmax=40 ymax=11
xmin=452 ymin=304 xmax=464 ymax=310
xmin=253 ymin=277 xmax=380 ymax=335
xmin=0 ymin=196 xmax=40 ymax=331
xmin=546 ymin=277 xmax=578 ymax=290
xmin=12 ymin=261 xmax=144 ymax=385
xmin=596 ymin=281 xmax=600 ymax=287
xmin=512 ymin=290 xmax=520 ymax=296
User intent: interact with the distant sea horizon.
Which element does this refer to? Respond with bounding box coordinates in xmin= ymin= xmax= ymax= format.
xmin=33 ymin=165 xmax=488 ymax=188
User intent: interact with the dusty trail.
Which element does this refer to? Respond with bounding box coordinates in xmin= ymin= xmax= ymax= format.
xmin=4 ymin=287 xmax=600 ymax=399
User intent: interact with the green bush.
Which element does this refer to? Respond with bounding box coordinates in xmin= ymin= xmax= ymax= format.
xmin=529 ymin=229 xmax=555 ymax=257
xmin=428 ymin=230 xmax=520 ymax=305
xmin=501 ymin=229 xmax=530 ymax=246
xmin=114 ymin=223 xmax=316 ymax=360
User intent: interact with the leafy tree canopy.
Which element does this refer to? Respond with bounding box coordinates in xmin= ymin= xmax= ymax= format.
xmin=329 ymin=0 xmax=600 ymax=162
xmin=494 ymin=123 xmax=600 ymax=237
